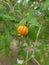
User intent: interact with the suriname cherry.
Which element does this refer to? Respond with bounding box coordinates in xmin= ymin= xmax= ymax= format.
xmin=17 ymin=25 xmax=28 ymax=36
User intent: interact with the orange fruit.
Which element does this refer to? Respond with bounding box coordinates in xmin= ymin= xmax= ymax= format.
xmin=17 ymin=25 xmax=28 ymax=36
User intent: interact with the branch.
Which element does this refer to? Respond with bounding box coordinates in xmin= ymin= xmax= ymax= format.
xmin=32 ymin=24 xmax=42 ymax=65
xmin=0 ymin=0 xmax=11 ymax=9
xmin=25 ymin=51 xmax=29 ymax=65
xmin=32 ymin=56 xmax=40 ymax=65
xmin=24 ymin=55 xmax=40 ymax=65
xmin=13 ymin=2 xmax=17 ymax=10
xmin=24 ymin=24 xmax=42 ymax=65
xmin=35 ymin=24 xmax=42 ymax=42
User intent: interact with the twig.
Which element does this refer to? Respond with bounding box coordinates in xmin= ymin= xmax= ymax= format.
xmin=33 ymin=24 xmax=42 ymax=51
xmin=32 ymin=24 xmax=42 ymax=65
xmin=26 ymin=50 xmax=28 ymax=65
xmin=26 ymin=51 xmax=28 ymax=61
xmin=32 ymin=56 xmax=40 ymax=65
xmin=35 ymin=24 xmax=42 ymax=42
xmin=24 ymin=51 xmax=40 ymax=65
xmin=25 ymin=55 xmax=33 ymax=62
xmin=0 ymin=0 xmax=11 ymax=9
xmin=13 ymin=2 xmax=17 ymax=10
xmin=24 ymin=54 xmax=40 ymax=65
xmin=24 ymin=24 xmax=42 ymax=65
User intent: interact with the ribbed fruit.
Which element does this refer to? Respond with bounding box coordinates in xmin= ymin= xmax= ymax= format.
xmin=17 ymin=25 xmax=28 ymax=36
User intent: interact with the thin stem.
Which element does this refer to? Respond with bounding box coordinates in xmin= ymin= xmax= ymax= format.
xmin=24 ymin=24 xmax=42 ymax=65
xmin=32 ymin=24 xmax=42 ymax=65
xmin=0 ymin=0 xmax=11 ymax=9
xmin=33 ymin=24 xmax=42 ymax=52
xmin=26 ymin=50 xmax=29 ymax=65
xmin=32 ymin=56 xmax=40 ymax=65
xmin=13 ymin=2 xmax=17 ymax=10
xmin=35 ymin=24 xmax=42 ymax=42
xmin=33 ymin=24 xmax=42 ymax=53
xmin=26 ymin=51 xmax=28 ymax=61
xmin=24 ymin=55 xmax=40 ymax=65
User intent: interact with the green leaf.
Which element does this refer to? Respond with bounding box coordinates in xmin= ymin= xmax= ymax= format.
xmin=9 ymin=16 xmax=16 ymax=21
xmin=18 ymin=49 xmax=26 ymax=60
xmin=35 ymin=53 xmax=40 ymax=60
xmin=4 ymin=34 xmax=12 ymax=47
xmin=19 ymin=18 xmax=27 ymax=25
xmin=39 ymin=0 xmax=49 ymax=11
xmin=27 ymin=10 xmax=35 ymax=20
xmin=28 ymin=25 xmax=37 ymax=41
xmin=30 ymin=17 xmax=40 ymax=27
xmin=41 ymin=0 xmax=49 ymax=10
xmin=26 ymin=10 xmax=40 ymax=27
xmin=0 ymin=14 xmax=10 ymax=18
xmin=0 ymin=14 xmax=17 ymax=21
